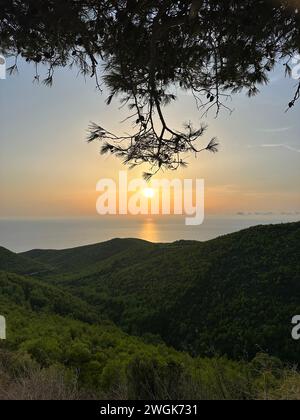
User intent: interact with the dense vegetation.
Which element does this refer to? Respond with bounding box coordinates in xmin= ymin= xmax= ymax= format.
xmin=0 ymin=271 xmax=99 ymax=323
xmin=0 ymin=222 xmax=299 ymax=399
xmin=20 ymin=222 xmax=300 ymax=364
xmin=1 ymin=291 xmax=300 ymax=400
xmin=0 ymin=246 xmax=49 ymax=275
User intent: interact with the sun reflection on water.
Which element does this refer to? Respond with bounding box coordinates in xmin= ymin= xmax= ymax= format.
xmin=139 ymin=218 xmax=160 ymax=243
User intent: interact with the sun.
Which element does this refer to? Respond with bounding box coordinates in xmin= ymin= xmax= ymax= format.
xmin=143 ymin=188 xmax=155 ymax=199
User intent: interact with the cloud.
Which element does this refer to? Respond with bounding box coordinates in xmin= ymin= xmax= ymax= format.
xmin=256 ymin=127 xmax=292 ymax=134
xmin=248 ymin=143 xmax=300 ymax=153
xmin=259 ymin=143 xmax=300 ymax=153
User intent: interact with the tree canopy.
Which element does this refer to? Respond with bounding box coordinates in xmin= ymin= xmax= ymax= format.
xmin=1 ymin=0 xmax=300 ymax=177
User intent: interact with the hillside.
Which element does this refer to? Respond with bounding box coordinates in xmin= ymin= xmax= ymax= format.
xmin=0 ymin=247 xmax=50 ymax=276
xmin=20 ymin=222 xmax=300 ymax=363
xmin=0 ymin=271 xmax=99 ymax=324
xmin=0 ymin=297 xmax=194 ymax=399
xmin=1 ymin=270 xmax=299 ymax=401
xmin=0 ymin=270 xmax=274 ymax=401
xmin=21 ymin=238 xmax=156 ymax=274
xmin=1 ymin=222 xmax=300 ymax=399
xmin=0 ymin=269 xmax=198 ymax=398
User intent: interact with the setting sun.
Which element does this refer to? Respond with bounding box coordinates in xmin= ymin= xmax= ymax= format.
xmin=143 ymin=188 xmax=155 ymax=199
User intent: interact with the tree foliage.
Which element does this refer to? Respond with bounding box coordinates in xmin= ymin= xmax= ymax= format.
xmin=0 ymin=222 xmax=300 ymax=398
xmin=1 ymin=1 xmax=300 ymax=175
xmin=1 ymin=287 xmax=299 ymax=400
xmin=19 ymin=222 xmax=300 ymax=364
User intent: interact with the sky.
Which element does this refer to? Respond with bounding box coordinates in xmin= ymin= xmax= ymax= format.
xmin=0 ymin=58 xmax=299 ymax=218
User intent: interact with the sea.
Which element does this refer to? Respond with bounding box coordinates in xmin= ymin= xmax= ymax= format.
xmin=0 ymin=214 xmax=299 ymax=253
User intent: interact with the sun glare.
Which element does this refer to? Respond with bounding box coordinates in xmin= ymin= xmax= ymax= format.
xmin=143 ymin=188 xmax=155 ymax=199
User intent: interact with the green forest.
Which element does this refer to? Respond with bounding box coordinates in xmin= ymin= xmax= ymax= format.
xmin=0 ymin=222 xmax=300 ymax=400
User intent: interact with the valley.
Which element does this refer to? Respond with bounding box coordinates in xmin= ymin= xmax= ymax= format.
xmin=0 ymin=222 xmax=299 ymax=399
